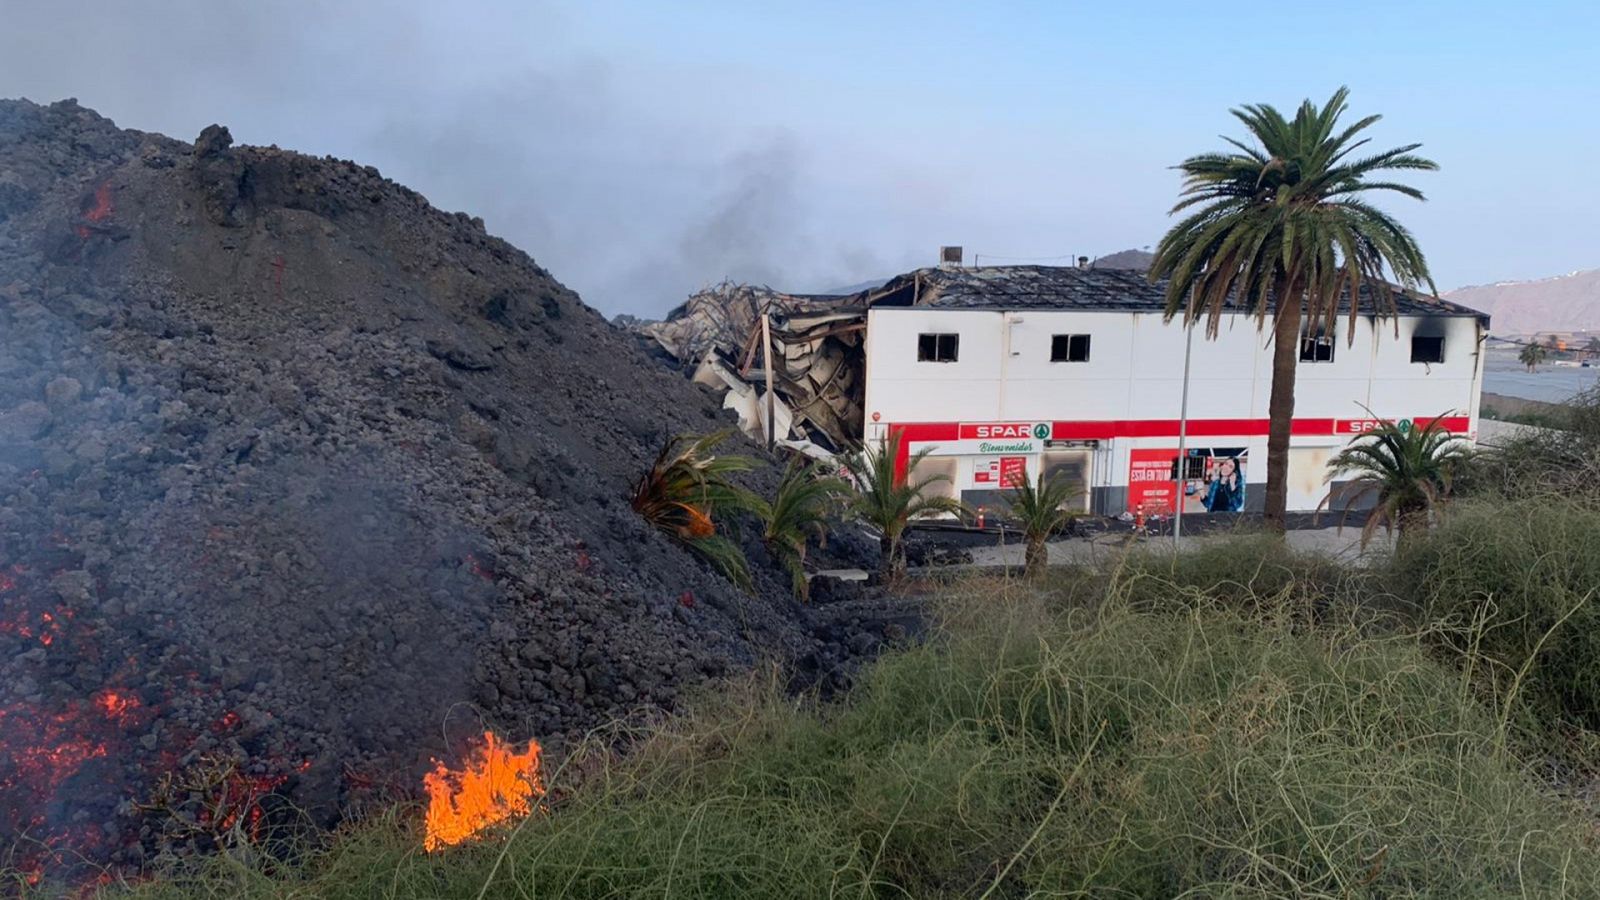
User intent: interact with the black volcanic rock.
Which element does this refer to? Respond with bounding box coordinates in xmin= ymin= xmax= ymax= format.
xmin=0 ymin=97 xmax=905 ymax=879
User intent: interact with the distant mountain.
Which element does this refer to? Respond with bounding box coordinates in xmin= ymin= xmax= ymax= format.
xmin=1092 ymin=248 xmax=1154 ymax=270
xmin=1443 ymin=269 xmax=1600 ymax=336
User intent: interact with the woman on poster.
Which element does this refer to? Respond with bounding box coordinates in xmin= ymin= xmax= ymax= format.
xmin=1204 ymin=456 xmax=1246 ymax=512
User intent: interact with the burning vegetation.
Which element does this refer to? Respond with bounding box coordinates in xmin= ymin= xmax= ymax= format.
xmin=423 ymin=731 xmax=544 ymax=852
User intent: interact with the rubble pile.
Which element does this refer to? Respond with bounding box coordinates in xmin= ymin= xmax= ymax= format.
xmin=639 ymin=283 xmax=867 ymax=451
xmin=0 ymin=99 xmax=898 ymax=878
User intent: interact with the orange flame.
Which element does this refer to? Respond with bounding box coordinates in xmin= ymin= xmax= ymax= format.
xmin=674 ymin=503 xmax=716 ymax=539
xmin=422 ymin=731 xmax=543 ymax=851
xmin=75 ymin=181 xmax=113 ymax=238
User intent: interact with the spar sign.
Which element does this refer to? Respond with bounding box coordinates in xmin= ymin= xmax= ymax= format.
xmin=922 ymin=422 xmax=1051 ymax=456
xmin=1335 ymin=418 xmax=1413 ymax=435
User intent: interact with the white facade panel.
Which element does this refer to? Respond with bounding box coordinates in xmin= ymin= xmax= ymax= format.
xmin=863 ymin=304 xmax=1484 ymax=514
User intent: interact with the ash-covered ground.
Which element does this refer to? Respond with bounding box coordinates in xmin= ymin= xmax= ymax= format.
xmin=0 ymin=98 xmax=909 ymax=880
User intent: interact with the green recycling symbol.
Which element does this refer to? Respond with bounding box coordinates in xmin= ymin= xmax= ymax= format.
xmin=1032 ymin=423 xmax=1050 ymax=440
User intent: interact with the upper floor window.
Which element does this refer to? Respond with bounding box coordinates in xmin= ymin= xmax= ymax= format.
xmin=917 ymin=333 xmax=959 ymax=362
xmin=1411 ymin=335 xmax=1445 ymax=364
xmin=1050 ymin=334 xmax=1091 ymax=362
xmin=1299 ymin=332 xmax=1335 ymax=363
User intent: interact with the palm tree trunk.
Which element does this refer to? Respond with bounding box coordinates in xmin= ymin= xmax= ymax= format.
xmin=1024 ymin=536 xmax=1046 ymax=579
xmin=879 ymin=534 xmax=900 ymax=582
xmin=1264 ymin=293 xmax=1303 ymax=534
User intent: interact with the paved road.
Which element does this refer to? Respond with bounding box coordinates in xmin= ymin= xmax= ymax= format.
xmin=1477 ymin=417 xmax=1556 ymax=447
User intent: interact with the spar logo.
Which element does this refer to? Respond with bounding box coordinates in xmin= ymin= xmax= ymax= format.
xmin=1337 ymin=418 xmax=1416 ymax=435
xmin=961 ymin=422 xmax=1050 ymax=441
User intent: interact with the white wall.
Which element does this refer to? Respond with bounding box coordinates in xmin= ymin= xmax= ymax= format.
xmin=863 ymin=306 xmax=1484 ymax=511
xmin=866 ymin=308 xmax=1481 ymax=427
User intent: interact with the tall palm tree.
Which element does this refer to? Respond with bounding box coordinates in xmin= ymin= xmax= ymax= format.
xmin=752 ymin=457 xmax=850 ymax=601
xmin=1150 ymin=87 xmax=1437 ymax=533
xmin=1004 ymin=471 xmax=1080 ymax=579
xmin=843 ymin=431 xmax=966 ymax=582
xmin=1323 ymin=415 xmax=1472 ymax=546
xmin=1519 ymin=342 xmax=1548 ymax=372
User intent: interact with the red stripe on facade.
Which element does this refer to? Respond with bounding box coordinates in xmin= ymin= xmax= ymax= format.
xmin=1051 ymin=416 xmax=1468 ymax=440
xmin=884 ymin=415 xmax=1470 ymax=481
xmin=890 ymin=422 xmax=959 ymax=483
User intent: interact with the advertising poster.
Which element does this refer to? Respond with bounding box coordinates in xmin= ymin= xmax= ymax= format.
xmin=973 ymin=458 xmax=1000 ymax=486
xmin=1180 ymin=448 xmax=1248 ymax=513
xmin=975 ymin=456 xmax=1031 ymax=489
xmin=1127 ymin=449 xmax=1177 ymax=515
xmin=1000 ymin=456 xmax=1028 ymax=488
xmin=1129 ymin=448 xmax=1249 ymax=515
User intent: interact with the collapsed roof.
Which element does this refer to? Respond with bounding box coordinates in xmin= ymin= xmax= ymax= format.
xmin=639 ymin=283 xmax=866 ymax=452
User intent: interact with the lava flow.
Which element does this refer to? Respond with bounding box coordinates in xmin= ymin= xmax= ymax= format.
xmin=75 ymin=180 xmax=113 ymax=238
xmin=422 ymin=731 xmax=543 ymax=852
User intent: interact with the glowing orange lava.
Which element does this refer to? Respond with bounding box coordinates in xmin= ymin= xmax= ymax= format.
xmin=75 ymin=181 xmax=113 ymax=238
xmin=422 ymin=731 xmax=543 ymax=852
xmin=93 ymin=689 xmax=139 ymax=722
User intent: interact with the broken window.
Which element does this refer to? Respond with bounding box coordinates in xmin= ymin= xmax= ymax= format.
xmin=917 ymin=333 xmax=959 ymax=362
xmin=1299 ymin=331 xmax=1335 ymax=363
xmin=1411 ymin=335 xmax=1445 ymax=363
xmin=1050 ymin=334 xmax=1091 ymax=362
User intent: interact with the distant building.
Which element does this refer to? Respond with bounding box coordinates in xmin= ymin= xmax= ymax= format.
xmin=637 ymin=257 xmax=1489 ymax=516
xmin=860 ymin=263 xmax=1487 ymax=515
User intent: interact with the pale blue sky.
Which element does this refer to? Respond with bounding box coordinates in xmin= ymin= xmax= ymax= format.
xmin=3 ymin=1 xmax=1596 ymax=314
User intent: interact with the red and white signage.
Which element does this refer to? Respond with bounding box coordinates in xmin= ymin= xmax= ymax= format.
xmin=1127 ymin=448 xmax=1177 ymax=515
xmin=920 ymin=423 xmax=1046 ymax=457
xmin=973 ymin=458 xmax=1000 ymax=485
xmin=959 ymin=422 xmax=1038 ymax=440
xmin=1000 ymin=456 xmax=1028 ymax=487
xmin=973 ymin=456 xmax=1031 ymax=488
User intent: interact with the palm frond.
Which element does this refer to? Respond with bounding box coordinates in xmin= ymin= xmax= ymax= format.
xmin=754 ymin=457 xmax=850 ymax=601
xmin=841 ymin=431 xmax=970 ymax=580
xmin=1323 ymin=413 xmax=1470 ymax=544
xmin=631 ymin=429 xmax=759 ymax=589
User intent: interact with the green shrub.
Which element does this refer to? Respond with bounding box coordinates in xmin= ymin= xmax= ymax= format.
xmin=1469 ymin=385 xmax=1600 ymax=500
xmin=1100 ymin=534 xmax=1371 ymax=621
xmin=110 ymin=586 xmax=1600 ymax=899
xmin=1391 ymin=497 xmax=1600 ymax=732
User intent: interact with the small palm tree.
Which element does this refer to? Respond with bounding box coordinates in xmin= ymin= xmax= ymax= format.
xmin=631 ymin=430 xmax=758 ymax=589
xmin=752 ymin=457 xmax=850 ymax=602
xmin=1323 ymin=414 xmax=1472 ymax=546
xmin=1519 ymin=342 xmax=1549 ymax=372
xmin=1004 ymin=471 xmax=1080 ymax=579
xmin=843 ymin=431 xmax=966 ymax=582
xmin=1150 ymin=87 xmax=1437 ymax=533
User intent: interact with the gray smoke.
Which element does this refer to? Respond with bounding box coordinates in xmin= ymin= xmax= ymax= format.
xmin=0 ymin=1 xmax=900 ymax=316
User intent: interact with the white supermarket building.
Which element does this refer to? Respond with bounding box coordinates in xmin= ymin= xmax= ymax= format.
xmin=857 ymin=264 xmax=1487 ymax=516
